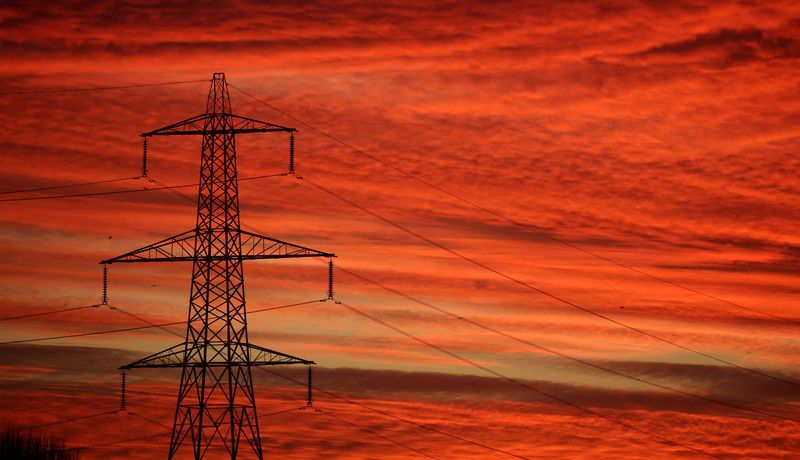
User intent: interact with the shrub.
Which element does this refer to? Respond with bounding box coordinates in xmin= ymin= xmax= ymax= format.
xmin=0 ymin=426 xmax=79 ymax=460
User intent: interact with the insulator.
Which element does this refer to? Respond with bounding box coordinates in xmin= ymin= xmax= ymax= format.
xmin=306 ymin=365 xmax=313 ymax=407
xmin=120 ymin=369 xmax=127 ymax=411
xmin=289 ymin=133 xmax=295 ymax=174
xmin=141 ymin=138 xmax=148 ymax=177
xmin=327 ymin=259 xmax=334 ymax=300
xmin=101 ymin=264 xmax=108 ymax=305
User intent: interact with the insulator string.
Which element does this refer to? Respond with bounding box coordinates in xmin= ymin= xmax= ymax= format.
xmin=289 ymin=133 xmax=295 ymax=174
xmin=120 ymin=369 xmax=127 ymax=411
xmin=141 ymin=138 xmax=148 ymax=177
xmin=101 ymin=264 xmax=108 ymax=305
xmin=307 ymin=365 xmax=313 ymax=407
xmin=327 ymin=258 xmax=334 ymax=300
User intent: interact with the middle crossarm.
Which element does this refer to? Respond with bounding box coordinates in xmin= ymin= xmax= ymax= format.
xmin=141 ymin=113 xmax=296 ymax=137
xmin=101 ymin=229 xmax=334 ymax=264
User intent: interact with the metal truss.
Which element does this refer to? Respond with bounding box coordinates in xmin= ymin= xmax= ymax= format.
xmin=140 ymin=112 xmax=296 ymax=137
xmin=101 ymin=229 xmax=333 ymax=264
xmin=121 ymin=342 xmax=313 ymax=369
xmin=102 ymin=73 xmax=331 ymax=460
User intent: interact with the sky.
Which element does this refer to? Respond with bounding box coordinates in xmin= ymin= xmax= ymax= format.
xmin=0 ymin=0 xmax=799 ymax=458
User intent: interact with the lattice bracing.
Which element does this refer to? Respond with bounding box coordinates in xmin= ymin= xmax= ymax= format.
xmin=102 ymin=229 xmax=332 ymax=264
xmin=122 ymin=343 xmax=313 ymax=369
xmin=102 ymin=72 xmax=330 ymax=460
xmin=141 ymin=113 xmax=295 ymax=137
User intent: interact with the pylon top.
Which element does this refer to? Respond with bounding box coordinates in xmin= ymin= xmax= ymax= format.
xmin=137 ymin=73 xmax=295 ymax=137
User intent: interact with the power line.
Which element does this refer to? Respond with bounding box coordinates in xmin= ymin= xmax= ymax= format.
xmin=147 ymin=176 xmax=205 ymax=206
xmin=21 ymin=410 xmax=119 ymax=430
xmin=0 ymin=181 xmax=200 ymax=203
xmin=155 ymin=173 xmax=800 ymax=423
xmin=228 ymin=83 xmax=797 ymax=327
xmin=0 ymin=303 xmax=100 ymax=322
xmin=149 ymin=174 xmax=797 ymax=421
xmin=78 ymin=406 xmax=307 ymax=451
xmin=316 ymin=408 xmax=438 ymax=459
xmin=299 ymin=175 xmax=800 ymax=391
xmin=109 ymin=305 xmax=183 ymax=339
xmin=0 ymin=176 xmax=140 ymax=195
xmin=104 ymin=276 xmax=736 ymax=458
xmin=0 ymin=320 xmax=185 ymax=345
xmin=0 ymin=299 xmax=325 ymax=345
xmin=336 ymin=300 xmax=720 ymax=459
xmin=259 ymin=367 xmax=529 ymax=460
xmin=251 ymin=300 xmax=327 ymax=314
xmin=0 ymin=79 xmax=208 ymax=96
xmin=331 ymin=263 xmax=799 ymax=423
xmin=0 ymin=172 xmax=288 ymax=203
xmin=146 ymin=175 xmax=326 ymax=266
xmin=101 ymin=180 xmax=744 ymax=449
xmin=65 ymin=334 xmax=507 ymax=460
xmin=149 ymin=176 xmax=293 ymax=238
xmin=135 ymin=178 xmax=522 ymax=456
xmin=258 ymin=406 xmax=309 ymax=418
xmin=79 ymin=431 xmax=171 ymax=450
xmin=103 ymin=304 xmax=434 ymax=458
xmin=127 ymin=412 xmax=172 ymax=430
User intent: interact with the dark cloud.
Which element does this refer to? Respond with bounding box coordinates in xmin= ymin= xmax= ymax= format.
xmin=659 ymin=244 xmax=800 ymax=276
xmin=4 ymin=344 xmax=798 ymax=417
xmin=635 ymin=28 xmax=800 ymax=65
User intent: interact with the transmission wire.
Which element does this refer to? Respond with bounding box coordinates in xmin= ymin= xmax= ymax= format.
xmin=21 ymin=410 xmax=119 ymax=430
xmin=148 ymin=174 xmax=798 ymax=421
xmin=154 ymin=175 xmax=784 ymax=427
xmin=316 ymin=408 xmax=438 ymax=459
xmin=259 ymin=367 xmax=529 ymax=460
xmin=0 ymin=304 xmax=100 ymax=322
xmin=0 ymin=172 xmax=288 ymax=203
xmin=109 ymin=305 xmax=183 ymax=338
xmin=228 ymin=83 xmax=796 ymax=327
xmin=299 ymin=175 xmax=800 ymax=391
xmin=0 ymin=79 xmax=208 ymax=96
xmin=329 ymin=262 xmax=799 ymax=423
xmin=78 ymin=406 xmax=307 ymax=450
xmin=336 ymin=300 xmax=720 ymax=459
xmin=79 ymin=431 xmax=171 ymax=449
xmin=0 ymin=176 xmax=140 ymax=195
xmin=0 ymin=299 xmax=325 ymax=345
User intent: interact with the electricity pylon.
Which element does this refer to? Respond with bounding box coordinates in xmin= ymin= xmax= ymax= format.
xmin=101 ymin=73 xmax=334 ymax=459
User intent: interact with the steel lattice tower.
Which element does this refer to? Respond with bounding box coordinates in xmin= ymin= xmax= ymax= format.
xmin=101 ymin=73 xmax=333 ymax=459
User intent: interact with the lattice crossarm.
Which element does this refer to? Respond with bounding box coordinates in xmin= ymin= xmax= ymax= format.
xmin=238 ymin=230 xmax=335 ymax=260
xmin=247 ymin=343 xmax=315 ymax=366
xmin=140 ymin=113 xmax=211 ymax=137
xmin=101 ymin=229 xmax=197 ymax=264
xmin=140 ymin=113 xmax=296 ymax=137
xmin=226 ymin=114 xmax=296 ymax=134
xmin=120 ymin=343 xmax=188 ymax=369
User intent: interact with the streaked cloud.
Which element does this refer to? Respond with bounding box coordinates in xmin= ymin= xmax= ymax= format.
xmin=1 ymin=0 xmax=798 ymax=457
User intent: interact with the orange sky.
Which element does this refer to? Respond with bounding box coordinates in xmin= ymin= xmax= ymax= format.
xmin=1 ymin=1 xmax=799 ymax=458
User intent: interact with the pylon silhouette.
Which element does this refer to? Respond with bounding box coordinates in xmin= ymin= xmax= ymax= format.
xmin=101 ymin=73 xmax=333 ymax=459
